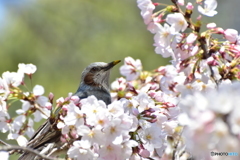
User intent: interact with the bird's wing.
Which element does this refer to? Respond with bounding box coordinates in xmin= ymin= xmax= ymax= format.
xmin=74 ymin=90 xmax=88 ymax=99
xmin=27 ymin=120 xmax=61 ymax=149
xmin=18 ymin=120 xmax=61 ymax=160
xmin=74 ymin=88 xmax=111 ymax=105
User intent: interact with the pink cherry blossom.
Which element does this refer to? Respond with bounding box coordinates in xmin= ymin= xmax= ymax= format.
xmin=77 ymin=125 xmax=105 ymax=148
xmin=98 ymin=143 xmax=122 ymax=160
xmin=120 ymin=57 xmax=142 ymax=81
xmin=67 ymin=141 xmax=94 ymax=160
xmin=0 ymin=78 xmax=9 ymax=99
xmin=0 ymin=98 xmax=10 ymax=133
xmin=62 ymin=102 xmax=84 ymax=127
xmin=137 ymin=0 xmax=155 ymax=24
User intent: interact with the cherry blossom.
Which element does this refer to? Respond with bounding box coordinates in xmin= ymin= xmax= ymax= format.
xmin=67 ymin=141 xmax=94 ymax=160
xmin=0 ymin=78 xmax=9 ymax=98
xmin=0 ymin=98 xmax=11 ymax=133
xmin=206 ymin=22 xmax=216 ymax=29
xmin=179 ymin=81 xmax=240 ymax=159
xmin=186 ymin=33 xmax=197 ymax=44
xmin=186 ymin=2 xmax=193 ymax=10
xmin=98 ymin=143 xmax=122 ymax=160
xmin=2 ymin=71 xmax=23 ymax=87
xmin=18 ymin=63 xmax=37 ymax=75
xmin=166 ymin=13 xmax=188 ymax=32
xmin=77 ymin=125 xmax=105 ymax=148
xmin=61 ymin=102 xmax=84 ymax=127
xmin=137 ymin=0 xmax=155 ymax=25
xmin=224 ymin=29 xmax=238 ymax=43
xmin=0 ymin=151 xmax=9 ymax=160
xmin=198 ymin=0 xmax=218 ymax=17
xmin=120 ymin=57 xmax=142 ymax=81
xmin=177 ymin=0 xmax=184 ymax=6
xmin=138 ymin=123 xmax=163 ymax=151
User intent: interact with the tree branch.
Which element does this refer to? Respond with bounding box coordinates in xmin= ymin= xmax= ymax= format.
xmin=0 ymin=145 xmax=64 ymax=160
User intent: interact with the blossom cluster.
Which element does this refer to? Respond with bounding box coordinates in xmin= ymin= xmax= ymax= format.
xmin=137 ymin=0 xmax=240 ymax=85
xmin=179 ymin=81 xmax=240 ymax=160
xmin=136 ymin=0 xmax=240 ymax=159
xmin=0 ymin=64 xmax=50 ymax=146
xmin=56 ymin=57 xmax=182 ymax=159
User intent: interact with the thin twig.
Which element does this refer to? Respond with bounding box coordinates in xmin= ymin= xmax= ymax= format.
xmin=34 ymin=103 xmax=50 ymax=117
xmin=208 ymin=65 xmax=219 ymax=86
xmin=172 ymin=126 xmax=184 ymax=160
xmin=0 ymin=139 xmax=11 ymax=146
xmin=0 ymin=145 xmax=64 ymax=160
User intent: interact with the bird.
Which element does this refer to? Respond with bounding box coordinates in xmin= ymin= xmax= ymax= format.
xmin=18 ymin=60 xmax=121 ymax=160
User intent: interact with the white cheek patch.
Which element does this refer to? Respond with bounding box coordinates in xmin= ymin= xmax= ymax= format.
xmin=94 ymin=73 xmax=103 ymax=84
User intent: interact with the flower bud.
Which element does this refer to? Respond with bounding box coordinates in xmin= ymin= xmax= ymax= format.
xmin=139 ymin=148 xmax=150 ymax=158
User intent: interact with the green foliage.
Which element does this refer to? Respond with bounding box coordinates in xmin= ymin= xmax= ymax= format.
xmin=0 ymin=0 xmax=169 ymax=100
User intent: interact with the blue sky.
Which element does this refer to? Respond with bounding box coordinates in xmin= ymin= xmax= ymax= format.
xmin=0 ymin=0 xmax=35 ymax=30
xmin=0 ymin=1 xmax=7 ymax=28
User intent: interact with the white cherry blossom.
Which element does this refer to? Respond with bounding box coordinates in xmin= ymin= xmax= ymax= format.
xmin=198 ymin=0 xmax=218 ymax=17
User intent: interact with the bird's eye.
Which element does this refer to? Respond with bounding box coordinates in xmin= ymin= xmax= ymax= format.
xmin=90 ymin=67 xmax=99 ymax=72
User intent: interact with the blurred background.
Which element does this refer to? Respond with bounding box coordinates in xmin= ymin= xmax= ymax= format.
xmin=0 ymin=0 xmax=239 ymax=99
xmin=0 ymin=0 xmax=165 ymax=99
xmin=0 ymin=0 xmax=239 ymax=159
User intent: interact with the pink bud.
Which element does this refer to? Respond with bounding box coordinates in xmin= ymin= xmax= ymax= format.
xmin=56 ymin=97 xmax=64 ymax=104
xmin=62 ymin=105 xmax=68 ymax=111
xmin=165 ymin=102 xmax=176 ymax=108
xmin=70 ymin=129 xmax=79 ymax=139
xmin=207 ymin=57 xmax=218 ymax=66
xmin=118 ymin=78 xmax=123 ymax=83
xmin=45 ymin=102 xmax=52 ymax=110
xmin=60 ymin=134 xmax=68 ymax=143
xmin=197 ymin=15 xmax=202 ymax=20
xmin=219 ymin=46 xmax=225 ymax=53
xmin=224 ymin=29 xmax=239 ymax=43
xmin=48 ymin=92 xmax=54 ymax=101
xmin=186 ymin=2 xmax=194 ymax=10
xmin=177 ymin=0 xmax=184 ymax=6
xmin=206 ymin=23 xmax=216 ymax=29
xmin=64 ymin=96 xmax=71 ymax=102
xmin=156 ymin=66 xmax=166 ymax=74
xmin=139 ymin=149 xmax=150 ymax=158
xmin=71 ymin=96 xmax=80 ymax=104
xmin=148 ymin=91 xmax=156 ymax=98
xmin=132 ymin=108 xmax=139 ymax=116
xmin=215 ymin=27 xmax=224 ymax=34
xmin=152 ymin=2 xmax=160 ymax=6
xmin=186 ymin=33 xmax=197 ymax=44
xmin=126 ymin=92 xmax=133 ymax=99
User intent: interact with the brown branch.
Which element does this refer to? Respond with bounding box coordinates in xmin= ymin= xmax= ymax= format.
xmin=0 ymin=145 xmax=64 ymax=160
xmin=0 ymin=139 xmax=11 ymax=146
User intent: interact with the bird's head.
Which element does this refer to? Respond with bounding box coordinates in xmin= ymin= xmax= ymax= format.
xmin=80 ymin=60 xmax=121 ymax=91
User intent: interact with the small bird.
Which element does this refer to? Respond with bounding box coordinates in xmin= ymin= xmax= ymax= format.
xmin=18 ymin=60 xmax=121 ymax=160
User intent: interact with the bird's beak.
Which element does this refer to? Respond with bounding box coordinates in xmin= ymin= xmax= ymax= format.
xmin=103 ymin=60 xmax=121 ymax=71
